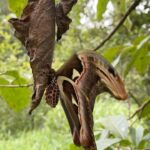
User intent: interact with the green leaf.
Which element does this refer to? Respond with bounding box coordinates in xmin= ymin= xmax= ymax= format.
xmin=120 ymin=45 xmax=135 ymax=59
xmin=134 ymin=48 xmax=150 ymax=75
xmin=123 ymin=47 xmax=139 ymax=77
xmin=99 ymin=115 xmax=128 ymax=139
xmin=0 ymin=74 xmax=15 ymax=83
xmin=130 ymin=129 xmax=150 ymax=149
xmin=136 ymin=36 xmax=150 ymax=50
xmin=7 ymin=0 xmax=27 ymax=16
xmin=103 ymin=45 xmax=124 ymax=62
xmin=130 ymin=126 xmax=144 ymax=148
xmin=96 ymin=137 xmax=120 ymax=150
xmin=119 ymin=139 xmax=131 ymax=147
xmin=124 ymin=17 xmax=132 ymax=30
xmin=0 ymin=70 xmax=31 ymax=112
xmin=140 ymin=97 xmax=150 ymax=118
xmin=97 ymin=0 xmax=109 ymax=20
xmin=124 ymin=36 xmax=150 ymax=77
xmin=138 ymin=140 xmax=147 ymax=149
xmin=69 ymin=144 xmax=83 ymax=150
xmin=100 ymin=129 xmax=109 ymax=139
xmin=133 ymin=36 xmax=147 ymax=45
xmin=143 ymin=133 xmax=150 ymax=141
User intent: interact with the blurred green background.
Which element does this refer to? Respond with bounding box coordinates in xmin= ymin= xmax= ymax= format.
xmin=0 ymin=0 xmax=150 ymax=149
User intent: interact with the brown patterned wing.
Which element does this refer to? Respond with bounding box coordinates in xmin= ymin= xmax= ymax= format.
xmin=45 ymin=76 xmax=60 ymax=108
xmin=56 ymin=51 xmax=128 ymax=150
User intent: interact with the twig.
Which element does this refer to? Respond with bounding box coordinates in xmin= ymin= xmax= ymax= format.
xmin=130 ymin=117 xmax=138 ymax=127
xmin=129 ymin=99 xmax=150 ymax=120
xmin=129 ymin=91 xmax=141 ymax=106
xmin=93 ymin=0 xmax=142 ymax=51
xmin=0 ymin=84 xmax=33 ymax=88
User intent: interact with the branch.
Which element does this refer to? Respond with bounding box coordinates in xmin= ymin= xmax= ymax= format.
xmin=0 ymin=84 xmax=33 ymax=88
xmin=129 ymin=91 xmax=141 ymax=106
xmin=93 ymin=0 xmax=142 ymax=51
xmin=129 ymin=99 xmax=150 ymax=120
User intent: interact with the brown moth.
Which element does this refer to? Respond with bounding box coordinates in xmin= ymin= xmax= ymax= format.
xmin=9 ymin=0 xmax=56 ymax=114
xmin=57 ymin=51 xmax=128 ymax=150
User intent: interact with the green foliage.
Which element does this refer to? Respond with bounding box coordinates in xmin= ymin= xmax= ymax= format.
xmin=0 ymin=13 xmax=30 ymax=72
xmin=69 ymin=144 xmax=83 ymax=150
xmin=123 ymin=36 xmax=150 ymax=76
xmin=99 ymin=115 xmax=128 ymax=139
xmin=7 ymin=0 xmax=27 ymax=16
xmin=139 ymin=97 xmax=150 ymax=118
xmin=0 ymin=70 xmax=31 ymax=112
xmin=97 ymin=0 xmax=109 ymax=20
xmin=96 ymin=115 xmax=150 ymax=149
xmin=103 ymin=35 xmax=150 ymax=77
xmin=103 ymin=45 xmax=124 ymax=62
xmin=97 ymin=137 xmax=120 ymax=150
xmin=0 ymin=12 xmax=31 ymax=111
xmin=130 ymin=126 xmax=150 ymax=149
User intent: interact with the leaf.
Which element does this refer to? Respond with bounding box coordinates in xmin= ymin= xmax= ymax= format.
xmin=138 ymin=140 xmax=147 ymax=149
xmin=130 ymin=126 xmax=144 ymax=148
xmin=143 ymin=133 xmax=150 ymax=141
xmin=3 ymin=70 xmax=27 ymax=84
xmin=103 ymin=45 xmax=124 ymax=62
xmin=0 ymin=75 xmax=15 ymax=83
xmin=133 ymin=35 xmax=150 ymax=75
xmin=100 ymin=129 xmax=109 ymax=139
xmin=96 ymin=137 xmax=120 ymax=150
xmin=133 ymin=36 xmax=147 ymax=45
xmin=136 ymin=36 xmax=150 ymax=50
xmin=134 ymin=48 xmax=150 ymax=75
xmin=120 ymin=45 xmax=135 ymax=59
xmin=124 ymin=17 xmax=132 ymax=30
xmin=99 ymin=115 xmax=128 ymax=139
xmin=97 ymin=0 xmax=109 ymax=20
xmin=124 ymin=36 xmax=150 ymax=77
xmin=7 ymin=0 xmax=27 ymax=16
xmin=119 ymin=139 xmax=131 ymax=147
xmin=140 ymin=97 xmax=150 ymax=118
xmin=56 ymin=0 xmax=77 ymax=41
xmin=0 ymin=70 xmax=31 ymax=112
xmin=69 ymin=144 xmax=82 ymax=150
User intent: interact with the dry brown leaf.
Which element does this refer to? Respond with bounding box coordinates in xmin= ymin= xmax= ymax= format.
xmin=56 ymin=0 xmax=78 ymax=41
xmin=9 ymin=0 xmax=56 ymax=114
